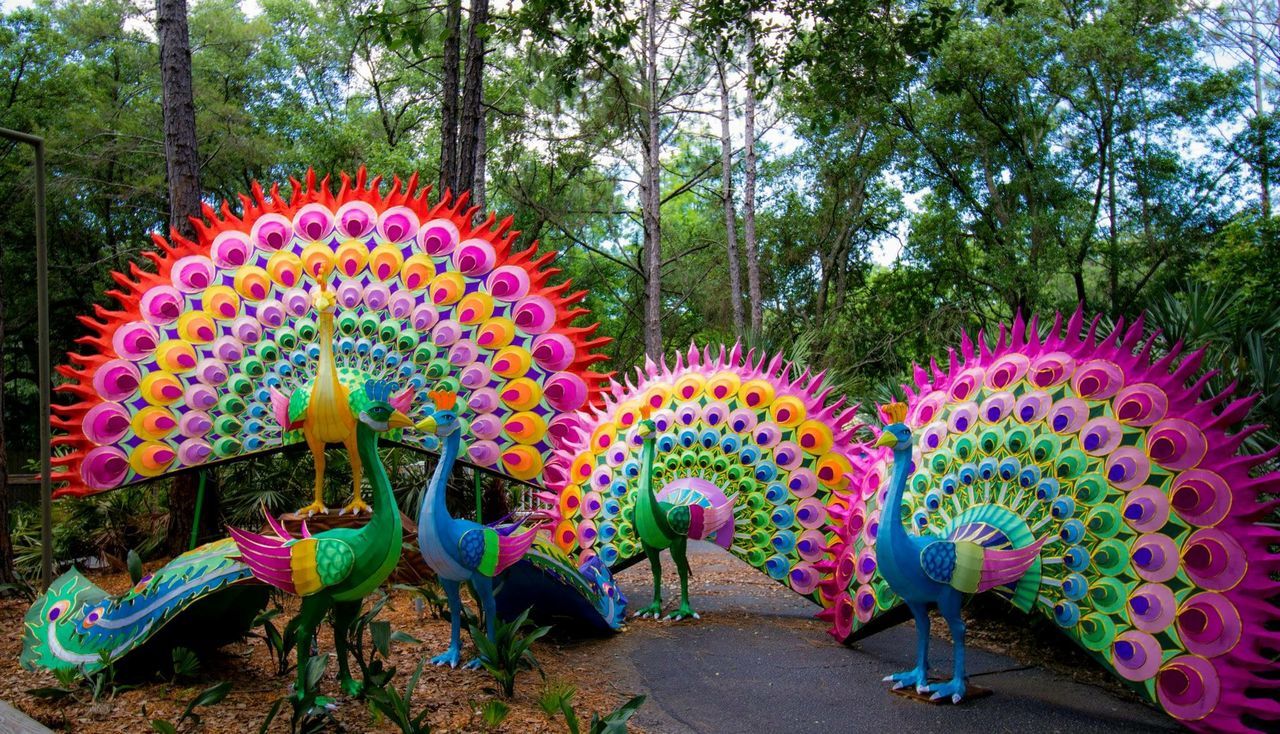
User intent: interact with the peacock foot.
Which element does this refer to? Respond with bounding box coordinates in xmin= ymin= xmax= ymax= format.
xmin=883 ymin=667 xmax=929 ymax=693
xmin=663 ymin=604 xmax=700 ymax=621
xmin=463 ymin=657 xmax=486 ymax=671
xmin=339 ymin=676 xmax=364 ymax=697
xmin=632 ymin=601 xmax=663 ymax=619
xmin=431 ymin=647 xmax=461 ymax=668
xmin=338 ymin=497 xmax=372 ymax=516
xmin=296 ymin=500 xmax=329 ymax=517
xmin=922 ymin=677 xmax=966 ymax=704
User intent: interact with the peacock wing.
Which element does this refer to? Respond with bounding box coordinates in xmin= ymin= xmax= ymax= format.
xmin=458 ymin=526 xmax=501 ymax=576
xmin=289 ymin=536 xmax=356 ymax=596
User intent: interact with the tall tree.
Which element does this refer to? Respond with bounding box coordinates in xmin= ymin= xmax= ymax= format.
xmin=717 ymin=52 xmax=745 ymax=334
xmin=742 ymin=19 xmax=762 ymax=333
xmin=158 ymin=0 xmax=217 ymax=555
xmin=1194 ymin=0 xmax=1278 ymax=216
xmin=642 ymin=0 xmax=663 ymax=357
xmin=457 ymin=0 xmax=490 ymax=203
xmin=440 ymin=0 xmax=463 ymax=194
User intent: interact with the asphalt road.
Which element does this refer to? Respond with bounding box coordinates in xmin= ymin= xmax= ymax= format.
xmin=591 ymin=542 xmax=1176 ymax=734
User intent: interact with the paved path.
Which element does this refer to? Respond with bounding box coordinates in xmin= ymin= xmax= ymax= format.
xmin=0 ymin=701 xmax=52 ymax=734
xmin=593 ymin=542 xmax=1175 ymax=734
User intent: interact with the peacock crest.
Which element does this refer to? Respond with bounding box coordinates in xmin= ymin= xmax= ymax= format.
xmin=52 ymin=168 xmax=611 ymax=497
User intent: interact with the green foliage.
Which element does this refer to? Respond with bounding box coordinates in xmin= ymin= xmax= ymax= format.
xmin=127 ymin=548 xmax=144 ymax=584
xmin=538 ymin=679 xmax=578 ymax=716
xmin=346 ymin=591 xmax=422 ymax=692
xmin=551 ymin=686 xmax=646 ymax=734
xmin=169 ymin=647 xmax=202 ymax=683
xmin=258 ymin=654 xmax=335 ymax=734
xmin=474 ymin=698 xmax=509 ymax=729
xmin=253 ymin=606 xmax=301 ymax=677
xmin=149 ymin=681 xmax=232 ymax=734
xmin=364 ymin=658 xmax=432 ymax=734
xmin=468 ymin=607 xmax=550 ymax=698
xmin=27 ymin=651 xmax=132 ymax=704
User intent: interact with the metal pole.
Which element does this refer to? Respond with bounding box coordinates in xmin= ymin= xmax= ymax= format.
xmin=189 ymin=470 xmax=206 ymax=551
xmin=474 ymin=468 xmax=483 ymax=522
xmin=0 ymin=128 xmax=52 ymax=589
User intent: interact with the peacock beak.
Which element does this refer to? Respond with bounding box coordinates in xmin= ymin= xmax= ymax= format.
xmin=415 ymin=415 xmax=438 ymax=433
xmin=388 ymin=410 xmax=415 ymax=430
xmin=874 ymin=431 xmax=898 ymax=449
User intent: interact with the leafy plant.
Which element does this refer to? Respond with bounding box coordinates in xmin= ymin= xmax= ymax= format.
xmin=468 ymin=607 xmax=550 ymax=698
xmin=26 ymin=668 xmax=84 ymax=703
xmin=539 ymin=679 xmax=577 ymax=716
xmin=27 ymin=652 xmax=134 ymax=703
xmin=169 ymin=647 xmax=201 ymax=682
xmin=364 ymin=658 xmax=432 ymax=734
xmin=127 ymin=548 xmax=144 ymax=584
xmin=253 ymin=606 xmax=301 ymax=676
xmin=394 ymin=581 xmax=450 ymax=621
xmin=150 ymin=681 xmax=231 ymax=733
xmin=557 ymin=693 xmax=646 ymax=734
xmin=258 ymin=654 xmax=336 ymax=734
xmin=347 ymin=591 xmax=421 ymax=692
xmin=474 ymin=698 xmax=509 ymax=729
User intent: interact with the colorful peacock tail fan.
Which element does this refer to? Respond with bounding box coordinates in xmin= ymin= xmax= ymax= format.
xmin=51 ymin=168 xmax=611 ymax=497
xmin=840 ymin=309 xmax=1280 ymax=733
xmin=543 ymin=341 xmax=873 ymax=611
xmin=21 ymin=539 xmax=266 ymax=674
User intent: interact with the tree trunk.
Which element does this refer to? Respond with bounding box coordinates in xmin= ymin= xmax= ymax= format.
xmin=159 ymin=0 xmax=218 ymax=555
xmin=642 ymin=0 xmax=663 ymax=358
xmin=158 ymin=0 xmax=201 ymax=242
xmin=439 ymin=0 xmax=463 ymax=196
xmin=742 ymin=22 xmax=762 ymax=334
xmin=474 ymin=108 xmax=487 ymax=214
xmin=717 ymin=54 xmax=744 ymax=336
xmin=1252 ymin=28 xmax=1271 ymax=216
xmin=457 ymin=0 xmax=489 ymax=207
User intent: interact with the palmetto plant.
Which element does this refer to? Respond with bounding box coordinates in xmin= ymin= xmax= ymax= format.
xmin=468 ymin=608 xmax=550 ymax=698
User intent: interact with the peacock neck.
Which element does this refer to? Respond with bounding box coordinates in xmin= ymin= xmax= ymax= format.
xmin=356 ymin=422 xmax=399 ymax=540
xmin=420 ymin=430 xmax=461 ymax=533
xmin=316 ymin=308 xmax=340 ymax=386
xmin=635 ymin=433 xmax=672 ymax=544
xmin=882 ymin=447 xmax=917 ymax=550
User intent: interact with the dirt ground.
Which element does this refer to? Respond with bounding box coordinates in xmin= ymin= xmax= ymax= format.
xmin=0 ymin=564 xmax=638 ymax=734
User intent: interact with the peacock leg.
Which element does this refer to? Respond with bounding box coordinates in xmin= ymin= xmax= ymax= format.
xmin=431 ymin=579 xmax=464 ymax=668
xmin=922 ymin=589 xmax=967 ymax=703
xmin=332 ymin=600 xmax=363 ymax=697
xmin=664 ymin=536 xmax=699 ymax=621
xmin=464 ymin=574 xmax=498 ymax=670
xmin=884 ymin=600 xmax=931 ymax=693
xmin=293 ymin=595 xmax=335 ymax=708
xmin=339 ymin=433 xmax=370 ymax=515
xmin=298 ymin=432 xmax=330 ymax=516
xmin=632 ymin=545 xmax=664 ymax=618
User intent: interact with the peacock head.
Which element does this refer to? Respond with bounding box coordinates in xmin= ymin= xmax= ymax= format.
xmin=312 ymin=285 xmax=337 ymax=314
xmin=874 ymin=402 xmax=913 ymax=453
xmin=416 ymin=385 xmax=468 ymax=437
xmin=359 ymin=380 xmax=417 ymax=432
xmin=636 ymin=404 xmax=657 ymax=438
